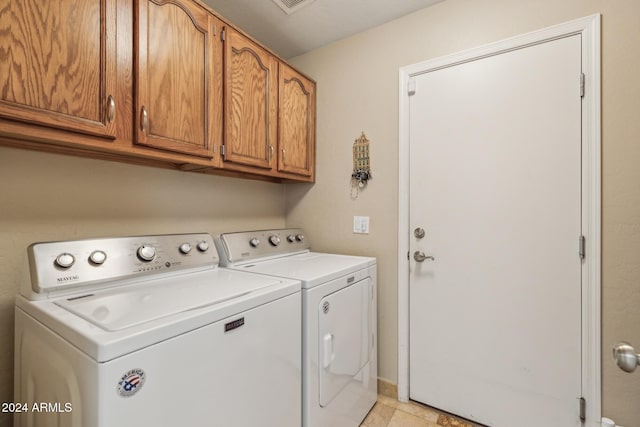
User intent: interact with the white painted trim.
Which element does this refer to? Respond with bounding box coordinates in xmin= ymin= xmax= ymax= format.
xmin=580 ymin=15 xmax=602 ymax=427
xmin=397 ymin=67 xmax=411 ymax=403
xmin=397 ymin=15 xmax=602 ymax=425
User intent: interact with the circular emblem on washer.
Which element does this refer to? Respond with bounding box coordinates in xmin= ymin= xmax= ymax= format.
xmin=322 ymin=301 xmax=330 ymax=314
xmin=117 ymin=368 xmax=146 ymax=397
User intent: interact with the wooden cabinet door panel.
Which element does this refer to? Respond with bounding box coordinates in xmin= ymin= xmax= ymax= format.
xmin=278 ymin=63 xmax=315 ymax=177
xmin=223 ymin=27 xmax=277 ymax=170
xmin=136 ymin=0 xmax=220 ymax=158
xmin=0 ymin=0 xmax=117 ymax=138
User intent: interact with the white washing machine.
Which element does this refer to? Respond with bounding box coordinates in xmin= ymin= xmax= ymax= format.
xmin=14 ymin=233 xmax=301 ymax=427
xmin=215 ymin=228 xmax=377 ymax=427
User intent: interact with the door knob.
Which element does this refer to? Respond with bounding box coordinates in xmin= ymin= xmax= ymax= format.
xmin=613 ymin=342 xmax=640 ymax=373
xmin=413 ymin=251 xmax=435 ymax=262
xmin=414 ymin=227 xmax=426 ymax=239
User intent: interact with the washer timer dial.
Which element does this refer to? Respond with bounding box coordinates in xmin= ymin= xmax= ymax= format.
xmin=137 ymin=245 xmax=156 ymax=262
xmin=268 ymin=235 xmax=281 ymax=246
xmin=55 ymin=253 xmax=75 ymax=269
xmin=89 ymin=250 xmax=107 ymax=265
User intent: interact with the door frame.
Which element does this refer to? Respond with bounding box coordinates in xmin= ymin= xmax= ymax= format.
xmin=397 ymin=15 xmax=601 ymax=425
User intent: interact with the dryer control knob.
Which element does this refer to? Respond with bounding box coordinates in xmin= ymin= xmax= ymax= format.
xmin=287 ymin=235 xmax=296 ymax=243
xmin=89 ymin=250 xmax=107 ymax=265
xmin=268 ymin=235 xmax=281 ymax=246
xmin=179 ymin=243 xmax=192 ymax=254
xmin=55 ymin=253 xmax=75 ymax=269
xmin=295 ymin=234 xmax=305 ymax=242
xmin=249 ymin=238 xmax=260 ymax=247
xmin=137 ymin=245 xmax=156 ymax=262
xmin=196 ymin=241 xmax=209 ymax=252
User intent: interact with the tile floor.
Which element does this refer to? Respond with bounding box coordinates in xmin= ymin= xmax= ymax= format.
xmin=360 ymin=395 xmax=483 ymax=427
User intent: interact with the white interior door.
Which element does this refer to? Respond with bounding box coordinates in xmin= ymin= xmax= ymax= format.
xmin=408 ymin=35 xmax=583 ymax=426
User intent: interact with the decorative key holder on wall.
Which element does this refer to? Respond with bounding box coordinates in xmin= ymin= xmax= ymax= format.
xmin=351 ymin=132 xmax=372 ymax=199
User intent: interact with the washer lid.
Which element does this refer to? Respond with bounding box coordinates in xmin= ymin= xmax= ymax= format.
xmin=55 ymin=269 xmax=286 ymax=331
xmin=235 ymin=252 xmax=375 ymax=289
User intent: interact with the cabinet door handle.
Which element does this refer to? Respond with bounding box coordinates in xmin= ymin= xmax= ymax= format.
xmin=281 ymin=148 xmax=286 ymax=163
xmin=107 ymin=95 xmax=115 ymax=123
xmin=269 ymin=144 xmax=274 ymax=162
xmin=140 ymin=106 xmax=148 ymax=133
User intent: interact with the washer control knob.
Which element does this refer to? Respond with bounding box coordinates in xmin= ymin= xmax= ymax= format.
xmin=89 ymin=250 xmax=107 ymax=265
xmin=295 ymin=234 xmax=305 ymax=242
xmin=55 ymin=253 xmax=75 ymax=269
xmin=137 ymin=245 xmax=156 ymax=262
xmin=249 ymin=238 xmax=260 ymax=247
xmin=268 ymin=235 xmax=281 ymax=246
xmin=287 ymin=235 xmax=296 ymax=243
xmin=179 ymin=243 xmax=192 ymax=254
xmin=196 ymin=241 xmax=209 ymax=252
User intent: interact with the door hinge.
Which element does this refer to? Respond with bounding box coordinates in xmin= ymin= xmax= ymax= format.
xmin=221 ymin=28 xmax=226 ymax=42
xmin=408 ymin=78 xmax=416 ymax=96
xmin=579 ymin=397 xmax=586 ymax=422
xmin=220 ymin=144 xmax=226 ymax=157
xmin=580 ymin=73 xmax=585 ymax=98
xmin=579 ymin=235 xmax=586 ymax=260
xmin=407 ymin=251 xmax=410 ymax=260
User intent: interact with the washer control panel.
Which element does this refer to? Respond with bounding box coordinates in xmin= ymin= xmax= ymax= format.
xmin=27 ymin=233 xmax=217 ymax=296
xmin=215 ymin=228 xmax=310 ymax=265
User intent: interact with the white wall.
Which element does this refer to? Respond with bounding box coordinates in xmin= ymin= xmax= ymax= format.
xmin=286 ymin=0 xmax=640 ymax=424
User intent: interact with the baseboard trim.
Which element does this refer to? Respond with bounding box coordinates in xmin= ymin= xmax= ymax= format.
xmin=377 ymin=378 xmax=398 ymax=399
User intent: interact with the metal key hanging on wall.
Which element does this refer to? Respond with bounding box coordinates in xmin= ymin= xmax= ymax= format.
xmin=351 ymin=132 xmax=372 ymax=199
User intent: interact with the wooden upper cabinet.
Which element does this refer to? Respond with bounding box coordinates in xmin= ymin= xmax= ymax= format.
xmin=0 ymin=0 xmax=315 ymax=182
xmin=278 ymin=63 xmax=315 ymax=178
xmin=135 ymin=0 xmax=222 ymax=158
xmin=222 ymin=26 xmax=278 ymax=170
xmin=0 ymin=0 xmax=117 ymax=138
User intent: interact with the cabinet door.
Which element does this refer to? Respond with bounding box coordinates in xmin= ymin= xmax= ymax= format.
xmin=223 ymin=27 xmax=278 ymax=170
xmin=278 ymin=63 xmax=315 ymax=178
xmin=0 ymin=0 xmax=117 ymax=138
xmin=136 ymin=0 xmax=221 ymax=158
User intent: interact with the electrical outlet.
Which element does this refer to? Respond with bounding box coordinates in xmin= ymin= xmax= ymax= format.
xmin=353 ymin=216 xmax=370 ymax=234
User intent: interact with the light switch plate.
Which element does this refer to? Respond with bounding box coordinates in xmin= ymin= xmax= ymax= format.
xmin=353 ymin=216 xmax=370 ymax=234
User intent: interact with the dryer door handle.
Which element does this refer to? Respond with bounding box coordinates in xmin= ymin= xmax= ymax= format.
xmin=322 ymin=333 xmax=335 ymax=369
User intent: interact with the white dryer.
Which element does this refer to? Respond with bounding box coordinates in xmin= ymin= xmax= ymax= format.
xmin=15 ymin=233 xmax=301 ymax=427
xmin=215 ymin=228 xmax=377 ymax=427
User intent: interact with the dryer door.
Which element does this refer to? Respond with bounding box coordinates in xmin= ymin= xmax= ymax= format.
xmin=318 ymin=277 xmax=372 ymax=407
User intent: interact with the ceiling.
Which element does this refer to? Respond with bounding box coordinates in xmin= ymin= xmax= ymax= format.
xmin=201 ymin=0 xmax=444 ymax=59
